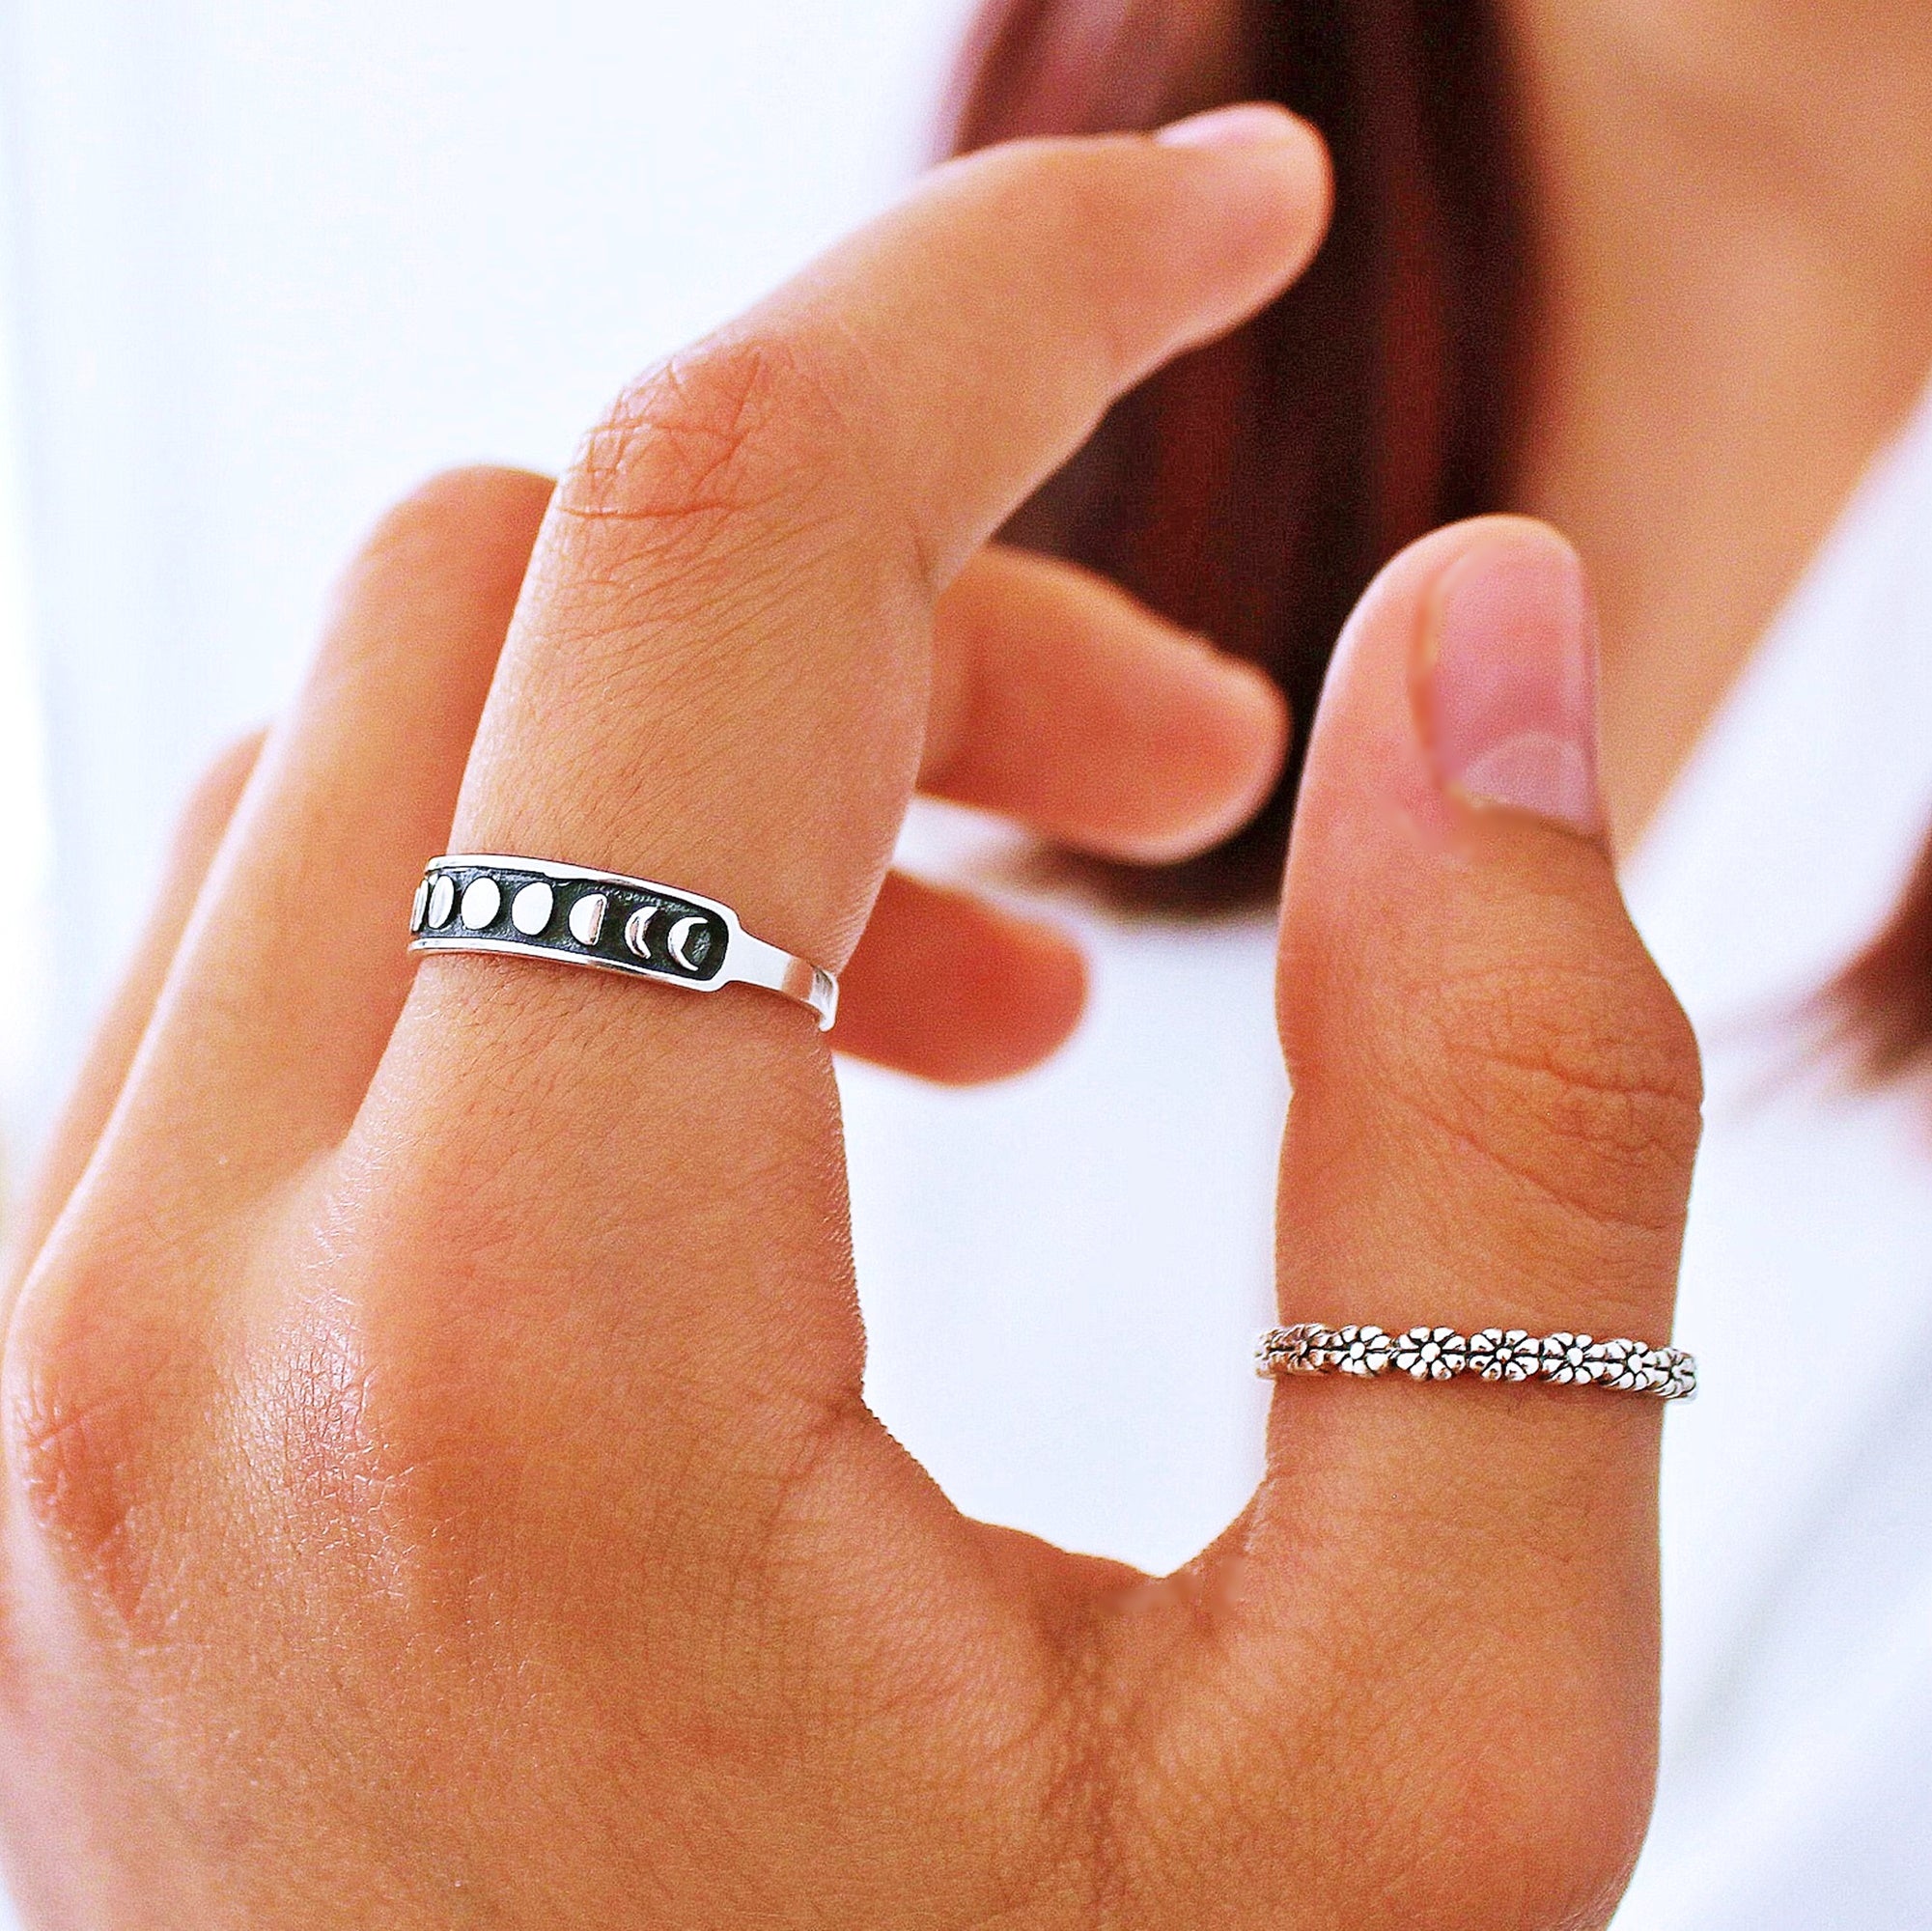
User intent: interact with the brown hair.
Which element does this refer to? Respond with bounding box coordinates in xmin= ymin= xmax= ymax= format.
xmin=944 ymin=0 xmax=1932 ymax=1077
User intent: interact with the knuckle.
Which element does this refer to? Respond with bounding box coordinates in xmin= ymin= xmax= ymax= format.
xmin=1407 ymin=1722 xmax=1651 ymax=1927
xmin=1454 ymin=1693 xmax=1654 ymax=1926
xmin=233 ymin=1296 xmax=446 ymax=1613
xmin=1306 ymin=1619 xmax=1657 ymax=1928
xmin=7 ymin=1347 xmax=130 ymax=1559
xmin=249 ymin=1303 xmax=389 ymax=1525
xmin=1118 ymin=1636 xmax=1650 ymax=1929
xmin=557 ymin=332 xmax=845 ymax=556
xmin=324 ymin=464 xmax=552 ymax=681
xmin=176 ymin=728 xmax=266 ymax=846
xmin=359 ymin=462 xmax=553 ymax=562
xmin=1415 ymin=949 xmax=1703 ymax=1236
xmin=5 ymin=1267 xmax=174 ymax=1619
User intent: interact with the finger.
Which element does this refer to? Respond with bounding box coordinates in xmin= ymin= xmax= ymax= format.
xmin=842 ymin=546 xmax=1284 ymax=1086
xmin=1271 ymin=521 xmax=1697 ymax=1428
xmin=450 ymin=110 xmax=1330 ymax=985
xmin=832 ymin=871 xmax=1086 ymax=1084
xmin=923 ymin=546 xmax=1287 ymax=863
xmin=77 ymin=467 xmax=553 ymax=1194
xmin=1 ymin=731 xmax=263 ymax=1304
xmin=332 ymin=116 xmax=1326 ymax=1522
xmin=1162 ymin=520 xmax=1702 ymax=1919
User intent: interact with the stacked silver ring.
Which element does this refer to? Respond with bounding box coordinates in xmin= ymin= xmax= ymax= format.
xmin=1255 ymin=1323 xmax=1696 ymax=1399
xmin=407 ymin=854 xmax=838 ymax=1029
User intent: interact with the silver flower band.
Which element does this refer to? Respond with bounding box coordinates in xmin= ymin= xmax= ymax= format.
xmin=1255 ymin=1323 xmax=1696 ymax=1400
xmin=408 ymin=854 xmax=839 ymax=1030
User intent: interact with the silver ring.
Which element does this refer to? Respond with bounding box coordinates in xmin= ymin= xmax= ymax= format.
xmin=1255 ymin=1323 xmax=1696 ymax=1399
xmin=408 ymin=854 xmax=838 ymax=1030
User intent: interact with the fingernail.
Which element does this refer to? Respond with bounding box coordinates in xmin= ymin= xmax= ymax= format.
xmin=1155 ymin=103 xmax=1304 ymax=150
xmin=1422 ymin=526 xmax=1603 ymax=837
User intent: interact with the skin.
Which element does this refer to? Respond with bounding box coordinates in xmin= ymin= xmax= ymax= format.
xmin=1507 ymin=0 xmax=1932 ymax=848
xmin=0 ymin=93 xmax=1711 ymax=1931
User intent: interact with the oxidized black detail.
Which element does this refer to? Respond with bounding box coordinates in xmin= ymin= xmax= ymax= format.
xmin=410 ymin=856 xmax=728 ymax=984
xmin=407 ymin=853 xmax=838 ymax=1028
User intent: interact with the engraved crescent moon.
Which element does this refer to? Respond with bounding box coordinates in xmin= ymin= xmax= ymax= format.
xmin=667 ymin=915 xmax=709 ymax=970
xmin=624 ymin=907 xmax=658 ymax=958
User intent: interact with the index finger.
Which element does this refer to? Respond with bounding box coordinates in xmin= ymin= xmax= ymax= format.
xmin=450 ymin=109 xmax=1330 ymax=974
xmin=339 ymin=110 xmax=1328 ymax=1473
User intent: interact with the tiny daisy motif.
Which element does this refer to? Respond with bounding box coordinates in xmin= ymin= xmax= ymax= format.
xmin=1657 ymin=1351 xmax=1698 ymax=1400
xmin=1392 ymin=1326 xmax=1467 ymax=1381
xmin=1585 ymin=1337 xmax=1651 ymax=1391
xmin=1538 ymin=1332 xmax=1598 ymax=1384
xmin=1257 ymin=1325 xmax=1320 ymax=1373
xmin=1330 ymin=1326 xmax=1394 ymax=1377
xmin=1466 ymin=1328 xmax=1539 ymax=1383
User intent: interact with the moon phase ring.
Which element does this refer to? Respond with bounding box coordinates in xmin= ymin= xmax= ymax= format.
xmin=1255 ymin=1323 xmax=1696 ymax=1399
xmin=408 ymin=854 xmax=838 ymax=1030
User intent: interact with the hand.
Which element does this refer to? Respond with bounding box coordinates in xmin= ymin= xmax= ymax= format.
xmin=0 ymin=105 xmax=1700 ymax=1928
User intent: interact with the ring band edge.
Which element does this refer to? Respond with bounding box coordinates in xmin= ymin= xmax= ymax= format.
xmin=410 ymin=855 xmax=837 ymax=1030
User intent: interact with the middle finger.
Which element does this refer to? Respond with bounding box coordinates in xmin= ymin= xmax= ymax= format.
xmin=921 ymin=545 xmax=1286 ymax=864
xmin=836 ymin=544 xmax=1287 ymax=1081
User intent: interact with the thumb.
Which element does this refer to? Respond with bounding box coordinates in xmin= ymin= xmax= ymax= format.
xmin=1272 ymin=516 xmax=1700 ymax=1354
xmin=1236 ymin=518 xmax=1701 ymax=1915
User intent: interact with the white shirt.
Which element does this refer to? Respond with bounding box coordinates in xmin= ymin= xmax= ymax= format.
xmin=841 ymin=380 xmax=1932 ymax=1926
